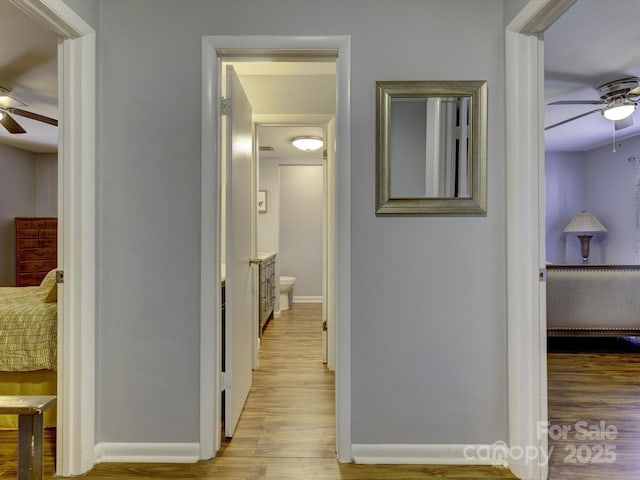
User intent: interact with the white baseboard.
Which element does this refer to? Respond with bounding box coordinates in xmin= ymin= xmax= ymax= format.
xmin=293 ymin=295 xmax=323 ymax=303
xmin=351 ymin=443 xmax=510 ymax=467
xmin=95 ymin=442 xmax=200 ymax=463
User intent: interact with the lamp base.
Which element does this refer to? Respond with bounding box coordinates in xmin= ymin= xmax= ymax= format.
xmin=577 ymin=234 xmax=593 ymax=264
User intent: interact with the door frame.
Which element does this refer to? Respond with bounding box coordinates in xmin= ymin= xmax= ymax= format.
xmin=9 ymin=0 xmax=96 ymax=476
xmin=505 ymin=1 xmax=576 ymax=479
xmin=200 ymin=35 xmax=351 ymax=461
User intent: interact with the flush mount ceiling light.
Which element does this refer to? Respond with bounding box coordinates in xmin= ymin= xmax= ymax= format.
xmin=291 ymin=136 xmax=323 ymax=152
xmin=602 ymin=98 xmax=637 ymax=121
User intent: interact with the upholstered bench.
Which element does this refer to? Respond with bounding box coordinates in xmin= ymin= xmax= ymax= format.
xmin=547 ymin=265 xmax=640 ymax=336
xmin=0 ymin=395 xmax=56 ymax=480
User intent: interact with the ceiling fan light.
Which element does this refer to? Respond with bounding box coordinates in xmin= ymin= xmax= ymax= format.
xmin=291 ymin=136 xmax=323 ymax=152
xmin=603 ymin=101 xmax=636 ymax=121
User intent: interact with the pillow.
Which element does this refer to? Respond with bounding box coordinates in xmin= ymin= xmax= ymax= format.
xmin=39 ymin=269 xmax=57 ymax=291
xmin=39 ymin=269 xmax=58 ymax=303
xmin=44 ymin=282 xmax=57 ymax=303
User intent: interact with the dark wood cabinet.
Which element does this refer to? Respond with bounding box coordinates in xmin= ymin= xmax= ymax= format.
xmin=15 ymin=217 xmax=58 ymax=286
xmin=258 ymin=253 xmax=276 ymax=336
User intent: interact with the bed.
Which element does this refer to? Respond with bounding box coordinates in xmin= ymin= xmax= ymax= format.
xmin=547 ymin=265 xmax=640 ymax=335
xmin=0 ymin=269 xmax=57 ymax=428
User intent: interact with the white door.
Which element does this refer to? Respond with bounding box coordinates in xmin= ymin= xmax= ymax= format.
xmin=224 ymin=65 xmax=255 ymax=437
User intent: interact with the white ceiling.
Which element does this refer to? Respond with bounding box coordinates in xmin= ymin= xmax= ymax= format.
xmin=544 ymin=0 xmax=640 ymax=152
xmin=0 ymin=1 xmax=58 ymax=154
xmin=228 ymin=61 xmax=336 ymax=161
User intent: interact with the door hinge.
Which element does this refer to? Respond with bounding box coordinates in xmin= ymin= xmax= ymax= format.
xmin=56 ymin=270 xmax=64 ymax=284
xmin=221 ymin=97 xmax=231 ymax=116
xmin=220 ymin=371 xmax=230 ymax=391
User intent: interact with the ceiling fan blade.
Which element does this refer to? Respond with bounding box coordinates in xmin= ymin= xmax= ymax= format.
xmin=548 ymin=100 xmax=605 ymax=105
xmin=629 ymin=86 xmax=640 ymax=96
xmin=7 ymin=108 xmax=58 ymax=127
xmin=615 ymin=116 xmax=634 ymax=130
xmin=0 ymin=86 xmax=27 ymax=107
xmin=0 ymin=112 xmax=26 ymax=134
xmin=544 ymin=108 xmax=602 ymax=131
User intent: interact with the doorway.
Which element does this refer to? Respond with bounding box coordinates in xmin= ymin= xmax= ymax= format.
xmin=200 ymin=35 xmax=351 ymax=462
xmin=222 ymin=58 xmax=334 ymax=448
xmin=6 ymin=0 xmax=97 ymax=476
xmin=505 ymin=1 xmax=577 ymax=479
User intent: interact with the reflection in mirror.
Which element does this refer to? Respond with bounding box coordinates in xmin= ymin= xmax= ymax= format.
xmin=376 ymin=80 xmax=487 ymax=215
xmin=390 ymin=97 xmax=470 ymax=199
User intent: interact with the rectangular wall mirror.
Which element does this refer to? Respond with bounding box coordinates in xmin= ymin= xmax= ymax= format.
xmin=376 ymin=80 xmax=487 ymax=215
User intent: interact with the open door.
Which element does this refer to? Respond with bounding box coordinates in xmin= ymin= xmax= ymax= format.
xmin=224 ymin=65 xmax=256 ymax=437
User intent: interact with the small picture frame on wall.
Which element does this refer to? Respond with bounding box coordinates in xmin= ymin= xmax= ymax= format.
xmin=258 ymin=190 xmax=267 ymax=213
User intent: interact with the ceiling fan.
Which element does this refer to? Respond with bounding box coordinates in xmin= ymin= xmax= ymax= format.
xmin=0 ymin=85 xmax=58 ymax=134
xmin=545 ymin=76 xmax=640 ymax=131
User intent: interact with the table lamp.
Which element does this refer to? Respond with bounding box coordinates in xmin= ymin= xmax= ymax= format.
xmin=563 ymin=212 xmax=607 ymax=264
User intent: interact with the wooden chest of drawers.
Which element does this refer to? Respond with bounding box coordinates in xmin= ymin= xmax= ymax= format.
xmin=15 ymin=217 xmax=58 ymax=286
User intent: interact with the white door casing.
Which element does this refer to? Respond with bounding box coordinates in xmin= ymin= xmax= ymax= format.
xmin=200 ymin=36 xmax=351 ymax=461
xmin=9 ymin=0 xmax=96 ymax=476
xmin=506 ymin=1 xmax=576 ymax=479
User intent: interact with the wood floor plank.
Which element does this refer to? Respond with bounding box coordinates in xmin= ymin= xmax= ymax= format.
xmin=548 ymin=337 xmax=640 ymax=479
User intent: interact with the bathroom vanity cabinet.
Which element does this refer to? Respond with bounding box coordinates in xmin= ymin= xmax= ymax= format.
xmin=257 ymin=252 xmax=276 ymax=336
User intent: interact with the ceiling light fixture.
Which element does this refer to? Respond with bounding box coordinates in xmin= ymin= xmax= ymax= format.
xmin=602 ymin=98 xmax=637 ymax=121
xmin=291 ymin=136 xmax=323 ymax=152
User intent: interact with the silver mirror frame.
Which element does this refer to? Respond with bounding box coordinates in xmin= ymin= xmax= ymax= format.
xmin=375 ymin=80 xmax=488 ymax=215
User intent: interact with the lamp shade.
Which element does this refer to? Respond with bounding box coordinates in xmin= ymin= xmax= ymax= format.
xmin=563 ymin=212 xmax=607 ymax=234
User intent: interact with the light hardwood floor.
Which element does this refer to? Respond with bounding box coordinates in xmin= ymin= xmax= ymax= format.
xmin=0 ymin=303 xmax=518 ymax=479
xmin=547 ymin=337 xmax=640 ymax=480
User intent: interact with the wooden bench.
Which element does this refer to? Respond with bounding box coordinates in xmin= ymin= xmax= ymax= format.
xmin=0 ymin=396 xmax=56 ymax=480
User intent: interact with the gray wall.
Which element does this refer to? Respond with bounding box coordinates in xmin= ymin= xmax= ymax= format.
xmin=0 ymin=145 xmax=57 ymax=286
xmin=257 ymin=158 xmax=279 ymax=255
xmin=584 ymin=135 xmax=640 ymax=264
xmin=68 ymin=0 xmax=508 ymax=448
xmin=35 ymin=153 xmax=57 ymax=217
xmin=258 ymin=157 xmax=325 ymax=303
xmin=545 ymin=151 xmax=586 ymax=264
xmin=279 ymin=165 xmax=323 ymax=298
xmin=503 ymin=0 xmax=531 ymax=26
xmin=390 ymin=100 xmax=427 ymax=197
xmin=62 ymin=0 xmax=99 ymax=30
xmin=0 ymin=145 xmax=35 ymax=286
xmin=545 ymin=136 xmax=640 ymax=265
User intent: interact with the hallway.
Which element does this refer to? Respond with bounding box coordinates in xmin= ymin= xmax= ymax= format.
xmin=0 ymin=303 xmax=516 ymax=479
xmin=219 ymin=302 xmax=336 ymax=460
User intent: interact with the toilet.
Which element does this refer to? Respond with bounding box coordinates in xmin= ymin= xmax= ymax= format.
xmin=279 ymin=276 xmax=296 ymax=310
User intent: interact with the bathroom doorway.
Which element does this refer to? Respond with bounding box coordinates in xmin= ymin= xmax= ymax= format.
xmin=200 ymin=35 xmax=351 ymax=461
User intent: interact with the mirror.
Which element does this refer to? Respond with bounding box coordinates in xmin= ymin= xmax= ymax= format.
xmin=376 ymin=80 xmax=487 ymax=215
